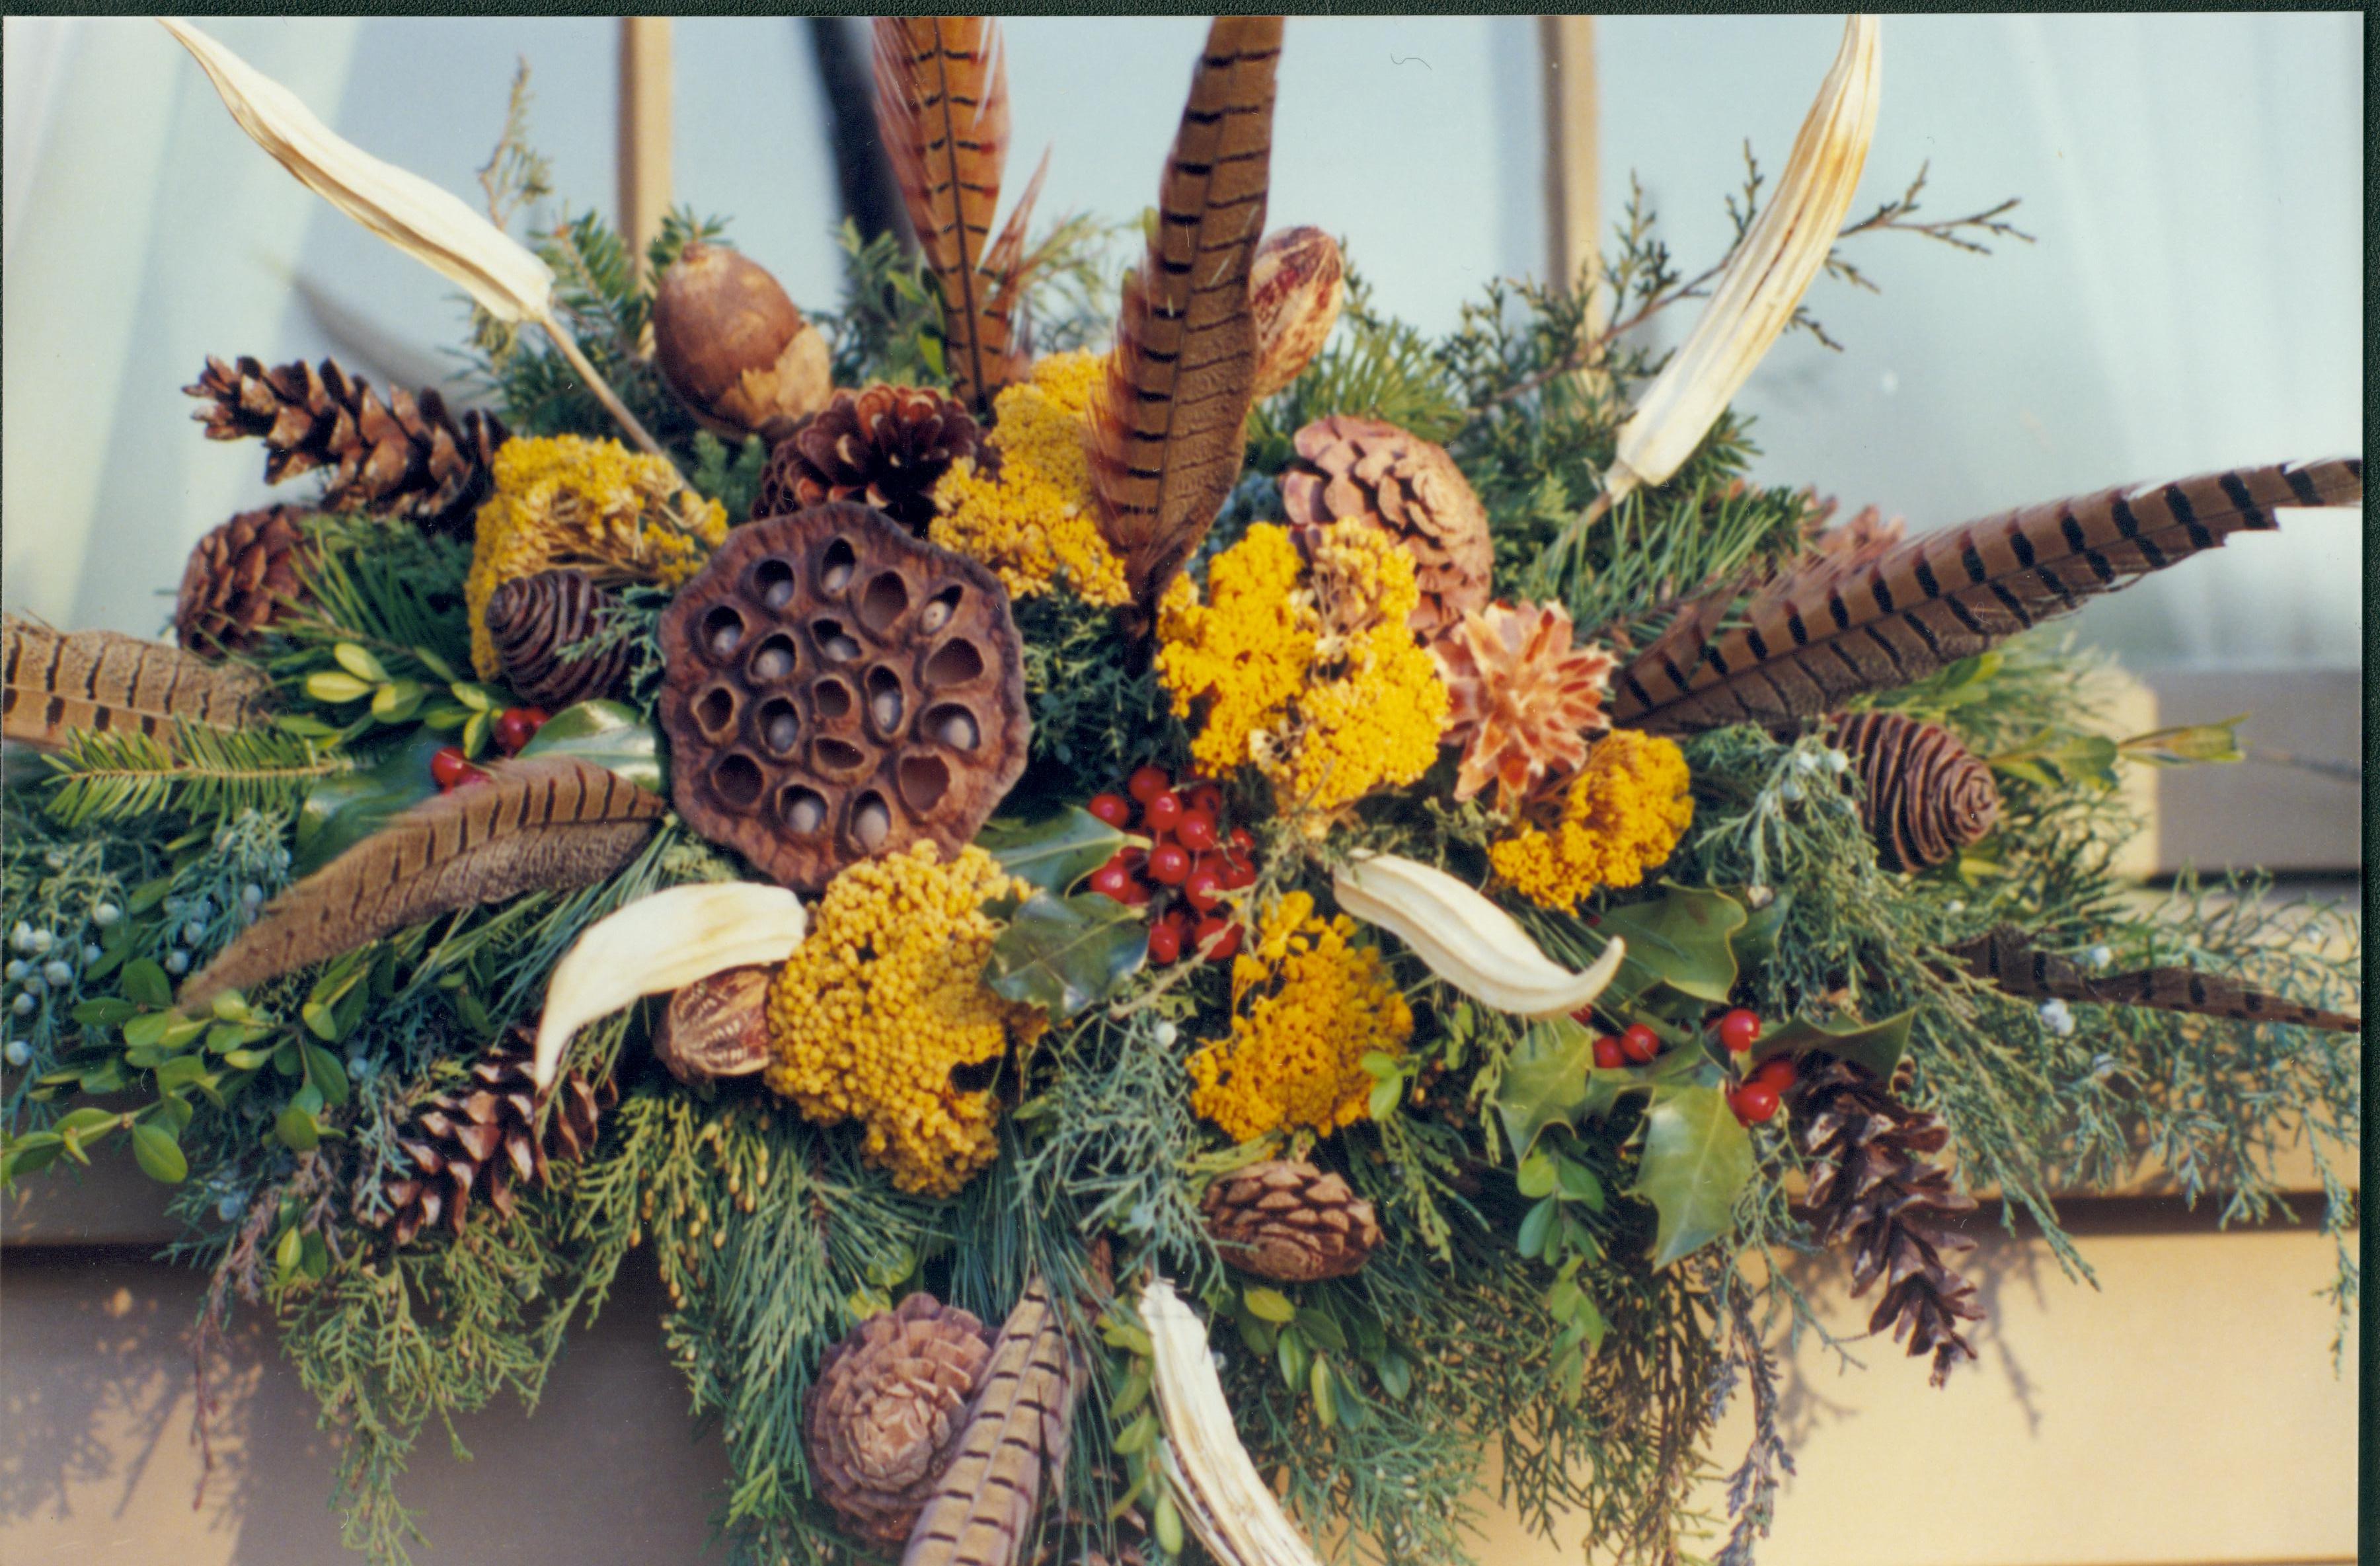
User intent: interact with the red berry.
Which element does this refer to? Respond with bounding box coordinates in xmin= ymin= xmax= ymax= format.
xmin=1143 ymin=792 xmax=1184 ymax=833
xmin=1148 ymin=916 xmax=1184 ymax=965
xmin=1118 ymin=877 xmax=1152 ymax=907
xmin=450 ymin=769 xmax=492 ymax=791
xmin=1128 ymin=765 xmax=1172 ymax=804
xmin=493 ymin=707 xmax=544 ymax=755
xmin=1176 ymin=811 xmax=1217 ymax=852
xmin=1147 ymin=843 xmax=1191 ymax=885
xmin=1194 ymin=916 xmax=1241 ymax=961
xmin=1752 ymin=1053 xmax=1797 ymax=1088
xmin=1619 ymin=1024 xmax=1661 ymax=1064
xmin=1089 ymin=864 xmax=1132 ymax=901
xmin=1087 ymin=792 xmax=1133 ymax=828
xmin=1592 ymin=1035 xmax=1625 ymax=1070
xmin=1229 ymin=827 xmax=1254 ymax=852
xmin=1185 ymin=784 xmax=1224 ymax=819
xmin=430 ymin=745 xmax=471 ymax=789
xmin=1184 ymin=866 xmax=1225 ymax=913
xmin=1730 ymin=1083 xmax=1781 ymax=1125
xmin=1716 ymin=1008 xmax=1763 ymax=1053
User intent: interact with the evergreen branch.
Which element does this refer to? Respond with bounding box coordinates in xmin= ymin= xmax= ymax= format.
xmin=42 ymin=724 xmax=353 ymax=828
xmin=475 ymin=58 xmax=552 ymax=232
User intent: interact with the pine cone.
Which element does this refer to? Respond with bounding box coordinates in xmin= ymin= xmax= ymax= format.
xmin=368 ymin=1029 xmax=612 ymax=1248
xmin=1830 ymin=711 xmax=2002 ymax=872
xmin=482 ymin=568 xmax=634 ymax=710
xmin=1791 ymin=1055 xmax=1983 ymax=1386
xmin=184 ymin=354 xmax=509 ymax=536
xmin=806 ymin=1292 xmax=997 ymax=1544
xmin=1434 ymin=600 xmax=1617 ymax=807
xmin=755 ymin=385 xmax=982 ymax=534
xmin=174 ymin=505 xmax=315 ymax=654
xmin=1279 ymin=415 xmax=1492 ymax=644
xmin=1200 ymin=1159 xmax=1382 ymax=1282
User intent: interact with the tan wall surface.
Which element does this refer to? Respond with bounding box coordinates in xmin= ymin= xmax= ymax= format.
xmin=1 ymin=1197 xmax=2357 ymax=1566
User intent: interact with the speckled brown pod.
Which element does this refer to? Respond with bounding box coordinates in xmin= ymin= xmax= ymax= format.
xmin=658 ymin=503 xmax=1030 ymax=891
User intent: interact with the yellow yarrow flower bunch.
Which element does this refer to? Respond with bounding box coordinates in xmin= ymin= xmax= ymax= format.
xmin=1488 ymin=729 xmax=1695 ymax=909
xmin=929 ymin=351 xmax=1130 ymax=606
xmin=1157 ymin=521 xmax=1448 ymax=816
xmin=763 ymin=842 xmax=1044 ymax=1197
xmin=1186 ymin=892 xmax=1413 ymax=1144
xmin=465 ymin=433 xmax=726 ymax=678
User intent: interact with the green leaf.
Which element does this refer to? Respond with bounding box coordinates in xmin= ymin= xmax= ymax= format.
xmin=130 ymin=1121 xmax=187 ymax=1184
xmin=122 ymin=1010 xmax=177 ymax=1049
xmin=1295 ymin=1305 xmax=1347 ymax=1354
xmin=1752 ymin=1008 xmax=1915 ymax=1084
xmin=153 ymin=1054 xmax=208 ymax=1094
xmin=1595 ymin=884 xmax=1747 ymax=1003
xmin=1516 ymin=1197 xmax=1556 ymax=1259
xmin=4 ymin=1133 xmax=66 ymax=1181
xmin=295 ymin=728 xmax=448 ymax=876
xmin=1555 ymin=1158 xmax=1605 ymax=1208
xmin=1374 ymin=1349 xmax=1412 ymax=1401
xmin=1243 ymin=1286 xmax=1297 ymax=1324
xmin=1632 ymin=1082 xmax=1754 ymax=1268
xmin=981 ymin=891 xmax=1149 ymax=1018
xmin=1309 ymin=1356 xmax=1336 ymax=1428
xmin=274 ymin=1224 xmax=303 ymax=1288
xmin=305 ymin=670 xmax=374 ymax=704
xmin=1730 ymin=890 xmax=1794 ymax=976
xmin=1516 ymin=1148 xmax=1559 ymax=1198
xmin=515 ymin=700 xmax=666 ymax=793
xmin=332 ymin=642 xmax=389 ymax=684
xmin=120 ymin=958 xmax=171 ymax=1010
xmin=303 ymin=1044 xmax=352 ymax=1110
xmin=1366 ymin=1074 xmax=1401 ymax=1122
xmin=71 ymin=998 xmax=139 ymax=1028
xmin=2120 ymin=715 xmax=2246 ymax=767
xmin=275 ymin=1104 xmax=321 ymax=1153
xmin=1494 ymin=1016 xmax=1606 ymax=1159
xmin=977 ymin=807 xmax=1127 ymax=896
xmin=370 ymin=679 xmax=425 ymax=723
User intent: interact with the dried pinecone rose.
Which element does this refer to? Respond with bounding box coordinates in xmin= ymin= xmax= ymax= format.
xmin=1434 ymin=600 xmax=1616 ymax=808
xmin=806 ymin=1292 xmax=997 ymax=1543
xmin=174 ymin=504 xmax=315 ymax=653
xmin=1280 ymin=415 xmax=1492 ymax=644
xmin=1200 ymin=1159 xmax=1382 ymax=1282
xmin=755 ymin=385 xmax=982 ymax=534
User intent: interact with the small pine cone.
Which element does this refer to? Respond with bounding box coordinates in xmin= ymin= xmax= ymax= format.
xmin=482 ymin=568 xmax=634 ymax=710
xmin=1200 ymin=1159 xmax=1383 ymax=1282
xmin=1830 ymin=710 xmax=2001 ymax=872
xmin=369 ymin=1029 xmax=612 ymax=1248
xmin=174 ymin=505 xmax=315 ymax=654
xmin=1791 ymin=1055 xmax=1984 ymax=1386
xmin=807 ymin=1292 xmax=997 ymax=1543
xmin=1434 ymin=600 xmax=1617 ymax=807
xmin=755 ymin=385 xmax=983 ymax=534
xmin=183 ymin=354 xmax=509 ymax=535
xmin=1279 ymin=415 xmax=1492 ymax=644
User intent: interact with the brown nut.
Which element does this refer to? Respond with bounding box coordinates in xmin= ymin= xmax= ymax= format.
xmin=652 ymin=966 xmax=775 ymax=1084
xmin=652 ymin=242 xmax=833 ymax=442
xmin=1249 ymin=226 xmax=1346 ymax=399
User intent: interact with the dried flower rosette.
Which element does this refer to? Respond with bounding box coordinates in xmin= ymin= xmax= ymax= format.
xmin=1434 ymin=600 xmax=1616 ymax=809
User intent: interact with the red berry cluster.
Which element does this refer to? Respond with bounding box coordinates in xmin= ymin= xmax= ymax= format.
xmin=1085 ymin=764 xmax=1257 ymax=965
xmin=1577 ymin=1005 xmax=1789 ymax=1126
xmin=430 ymin=706 xmax=549 ymax=794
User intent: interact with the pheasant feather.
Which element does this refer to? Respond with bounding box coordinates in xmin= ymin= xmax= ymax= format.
xmin=1949 ymin=926 xmax=2360 ymax=1034
xmin=1612 ymin=457 xmax=2363 ymax=734
xmin=1087 ymin=15 xmax=1285 ymax=624
xmin=3 ymin=616 xmax=269 ymax=753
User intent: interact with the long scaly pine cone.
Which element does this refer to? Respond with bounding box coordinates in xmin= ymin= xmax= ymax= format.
xmin=184 ymin=354 xmax=509 ymax=536
xmin=1280 ymin=414 xmax=1493 ymax=646
xmin=367 ymin=1029 xmax=611 ymax=1247
xmin=1200 ymin=1159 xmax=1382 ymax=1282
xmin=807 ymin=1292 xmax=999 ymax=1544
xmin=755 ymin=385 xmax=983 ymax=534
xmin=1790 ymin=1055 xmax=1983 ymax=1386
xmin=1830 ymin=710 xmax=2002 ymax=872
xmin=482 ymin=568 xmax=634 ymax=710
xmin=1434 ymin=599 xmax=1617 ymax=809
xmin=174 ymin=505 xmax=316 ymax=654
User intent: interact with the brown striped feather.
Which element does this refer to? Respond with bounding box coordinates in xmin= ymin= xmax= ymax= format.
xmin=177 ymin=756 xmax=664 ymax=1010
xmin=1948 ymin=926 xmax=2359 ymax=1034
xmin=1612 ymin=457 xmax=2363 ymax=733
xmin=1087 ymin=15 xmax=1284 ymax=625
xmin=3 ymin=615 xmax=269 ymax=752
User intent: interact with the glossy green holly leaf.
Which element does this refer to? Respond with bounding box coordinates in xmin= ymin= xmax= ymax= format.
xmin=1751 ymin=1008 xmax=1915 ymax=1084
xmin=1730 ymin=891 xmax=1794 ymax=977
xmin=516 ymin=700 xmax=666 ymax=794
xmin=978 ymin=807 xmax=1128 ymax=896
xmin=1633 ymin=1079 xmax=1754 ymax=1269
xmin=1594 ymin=885 xmax=1747 ymax=1004
xmin=294 ymin=728 xmax=447 ymax=876
xmin=1495 ymin=1016 xmax=1597 ymax=1160
xmin=983 ymin=891 xmax=1149 ymax=1018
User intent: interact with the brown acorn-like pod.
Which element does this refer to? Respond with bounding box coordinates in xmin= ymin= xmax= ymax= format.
xmin=658 ymin=503 xmax=1030 ymax=891
xmin=651 ymin=242 xmax=833 ymax=442
xmin=483 ymin=568 xmax=634 ymax=710
xmin=1249 ymin=227 xmax=1344 ymax=399
xmin=1279 ymin=414 xmax=1493 ymax=645
xmin=1199 ymin=1159 xmax=1381 ymax=1283
xmin=1829 ymin=710 xmax=2001 ymax=872
xmin=652 ymin=966 xmax=776 ymax=1084
xmin=808 ymin=1293 xmax=999 ymax=1545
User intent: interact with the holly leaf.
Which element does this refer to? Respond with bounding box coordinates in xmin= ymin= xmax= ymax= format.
xmin=1495 ymin=1016 xmax=1597 ymax=1160
xmin=294 ymin=728 xmax=447 ymax=876
xmin=983 ymin=891 xmax=1149 ymax=1018
xmin=1730 ymin=890 xmax=1793 ymax=976
xmin=1632 ymin=1079 xmax=1754 ymax=1268
xmin=978 ymin=807 xmax=1128 ymax=896
xmin=1752 ymin=1008 xmax=1915 ymax=1084
xmin=1594 ymin=885 xmax=1747 ymax=1003
xmin=516 ymin=700 xmax=666 ymax=794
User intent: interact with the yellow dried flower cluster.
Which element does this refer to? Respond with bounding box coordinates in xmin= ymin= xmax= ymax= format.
xmin=1488 ymin=729 xmax=1695 ymax=909
xmin=763 ymin=842 xmax=1044 ymax=1196
xmin=1187 ymin=892 xmax=1413 ymax=1144
xmin=1157 ymin=521 xmax=1448 ymax=815
xmin=929 ymin=351 xmax=1130 ymax=605
xmin=465 ymin=434 xmax=726 ymax=677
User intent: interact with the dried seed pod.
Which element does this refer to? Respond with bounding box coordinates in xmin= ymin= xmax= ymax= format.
xmin=808 ymin=1292 xmax=999 ymax=1544
xmin=1249 ymin=226 xmax=1344 ymax=399
xmin=657 ymin=503 xmax=1030 ymax=891
xmin=756 ymin=385 xmax=983 ymax=535
xmin=1279 ymin=415 xmax=1492 ymax=645
xmin=482 ymin=568 xmax=634 ymax=709
xmin=1200 ymin=1160 xmax=1381 ymax=1282
xmin=653 ymin=966 xmax=776 ymax=1084
xmin=652 ymin=242 xmax=833 ymax=442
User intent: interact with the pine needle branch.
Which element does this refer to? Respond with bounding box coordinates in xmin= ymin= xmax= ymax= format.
xmin=42 ymin=724 xmax=353 ymax=828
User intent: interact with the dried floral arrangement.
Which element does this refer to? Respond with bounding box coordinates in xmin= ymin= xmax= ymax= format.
xmin=1 ymin=17 xmax=2361 ymax=1566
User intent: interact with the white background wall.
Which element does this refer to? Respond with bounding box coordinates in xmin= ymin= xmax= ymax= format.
xmin=3 ymin=15 xmax=2361 ymax=669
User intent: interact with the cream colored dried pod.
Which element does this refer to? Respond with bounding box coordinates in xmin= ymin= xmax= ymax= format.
xmin=1330 ymin=851 xmax=1625 ymax=1019
xmin=1248 ymin=226 xmax=1345 ymax=398
xmin=532 ymin=881 xmax=808 ymax=1088
xmin=1606 ymin=15 xmax=1880 ymax=502
xmin=652 ymin=242 xmax=834 ymax=442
